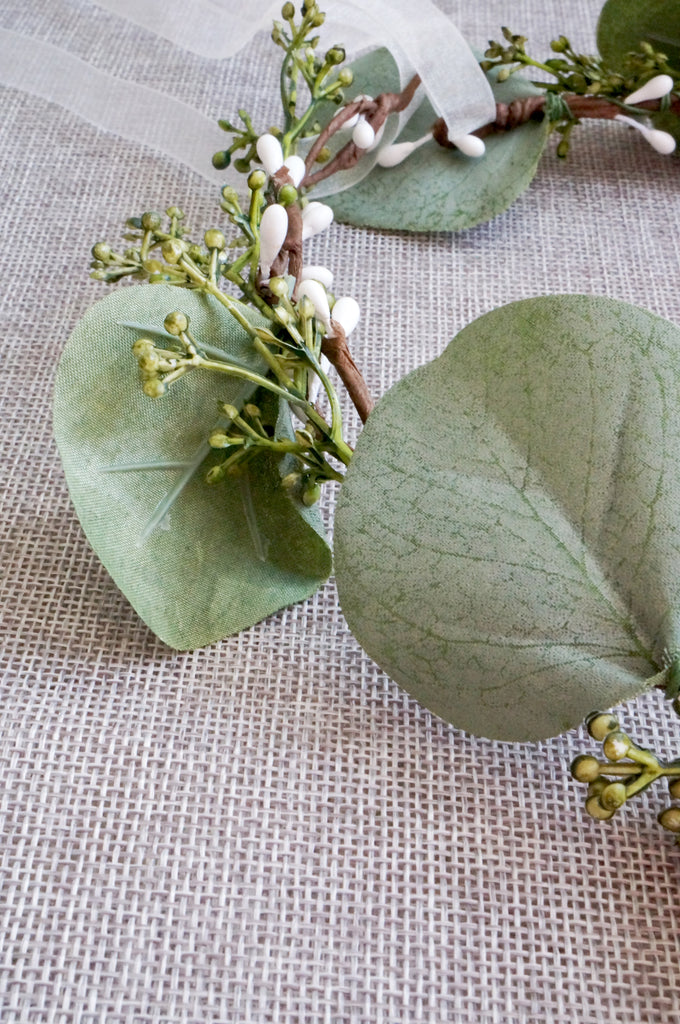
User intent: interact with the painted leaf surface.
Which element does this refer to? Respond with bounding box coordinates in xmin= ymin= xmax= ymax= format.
xmin=54 ymin=285 xmax=331 ymax=650
xmin=326 ymin=53 xmax=550 ymax=232
xmin=335 ymin=296 xmax=680 ymax=741
xmin=597 ymin=0 xmax=680 ymax=73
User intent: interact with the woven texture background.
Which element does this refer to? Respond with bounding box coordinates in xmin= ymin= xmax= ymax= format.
xmin=1 ymin=1 xmax=679 ymax=1021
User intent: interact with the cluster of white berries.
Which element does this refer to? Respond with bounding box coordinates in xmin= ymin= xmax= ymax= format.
xmin=255 ymin=133 xmax=362 ymax=405
xmin=615 ymin=75 xmax=676 ymax=154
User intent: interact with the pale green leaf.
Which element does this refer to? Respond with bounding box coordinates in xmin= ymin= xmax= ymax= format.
xmin=335 ymin=296 xmax=680 ymax=741
xmin=325 ymin=51 xmax=550 ymax=232
xmin=54 ymin=285 xmax=331 ymax=650
xmin=597 ymin=0 xmax=680 ymax=72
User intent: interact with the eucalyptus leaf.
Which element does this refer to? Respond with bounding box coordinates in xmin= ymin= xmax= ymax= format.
xmin=597 ymin=0 xmax=680 ymax=73
xmin=335 ymin=296 xmax=680 ymax=741
xmin=54 ymin=285 xmax=331 ymax=649
xmin=326 ymin=51 xmax=551 ymax=232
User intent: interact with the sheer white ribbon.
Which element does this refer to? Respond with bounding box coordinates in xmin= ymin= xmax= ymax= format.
xmin=0 ymin=0 xmax=495 ymax=193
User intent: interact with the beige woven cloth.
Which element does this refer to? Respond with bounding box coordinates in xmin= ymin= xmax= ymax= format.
xmin=1 ymin=1 xmax=679 ymax=1021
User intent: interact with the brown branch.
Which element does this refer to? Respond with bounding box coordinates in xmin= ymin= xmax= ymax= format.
xmin=321 ymin=322 xmax=374 ymax=424
xmin=432 ymin=93 xmax=680 ymax=146
xmin=301 ymin=74 xmax=422 ymax=189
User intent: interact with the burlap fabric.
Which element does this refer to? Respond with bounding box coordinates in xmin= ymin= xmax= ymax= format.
xmin=1 ymin=1 xmax=679 ymax=1021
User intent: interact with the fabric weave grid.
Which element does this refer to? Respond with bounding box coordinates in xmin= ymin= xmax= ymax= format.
xmin=1 ymin=1 xmax=680 ymax=1021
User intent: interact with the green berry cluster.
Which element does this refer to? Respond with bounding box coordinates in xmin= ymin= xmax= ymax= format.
xmin=571 ymin=708 xmax=680 ymax=840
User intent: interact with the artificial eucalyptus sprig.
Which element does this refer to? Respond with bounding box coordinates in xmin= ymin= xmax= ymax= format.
xmin=56 ymin=0 xmax=680 ymax=846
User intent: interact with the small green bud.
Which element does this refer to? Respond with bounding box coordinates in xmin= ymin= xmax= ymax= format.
xmin=337 ymin=68 xmax=354 ymax=86
xmin=209 ymin=432 xmax=231 ymax=448
xmin=325 ymin=46 xmax=345 ymax=66
xmin=669 ymin=778 xmax=680 ymax=799
xmin=586 ymin=712 xmax=618 ymax=742
xmin=295 ymin=429 xmax=315 ymax=446
xmin=550 ymin=35 xmax=569 ymax=53
xmin=278 ymin=184 xmax=298 ymax=206
xmin=139 ymin=350 xmax=160 ymax=372
xmin=221 ymin=186 xmax=240 ymax=209
xmin=164 ymin=311 xmax=189 ymax=335
xmin=166 ymin=206 xmax=184 ymax=219
xmin=143 ymin=377 xmax=167 ymax=398
xmin=268 ymin=276 xmax=289 ymax=298
xmin=602 ymin=731 xmax=630 ymax=762
xmin=234 ymin=157 xmax=251 ymax=173
xmin=311 ymin=12 xmax=325 ymax=27
xmin=298 ymin=296 xmax=315 ymax=320
xmin=124 ymin=248 xmax=138 ymax=262
xmin=281 ymin=1 xmax=294 ymax=18
xmin=222 ymin=403 xmax=240 ymax=421
xmin=132 ymin=338 xmax=154 ymax=358
xmin=141 ymin=210 xmax=161 ymax=230
xmin=212 ymin=150 xmax=231 ymax=170
xmin=585 ymin=795 xmax=615 ymax=821
xmin=600 ymin=782 xmax=627 ymax=810
xmin=204 ymin=229 xmax=226 ymax=250
xmin=658 ymin=807 xmax=680 ymax=833
xmin=161 ymin=238 xmax=185 ymax=264
xmin=570 ymin=755 xmax=601 ymax=784
xmin=90 ymin=270 xmax=108 ymax=280
xmin=302 ymin=482 xmax=322 ymax=506
xmin=315 ymin=146 xmax=331 ymax=163
xmin=91 ymin=242 xmax=112 ymax=262
xmin=497 ymin=66 xmax=511 ymax=82
xmin=274 ymin=306 xmax=291 ymax=325
xmin=556 ymin=138 xmax=570 ymax=158
xmin=243 ymin=404 xmax=261 ymax=419
xmin=248 ymin=169 xmax=267 ymax=190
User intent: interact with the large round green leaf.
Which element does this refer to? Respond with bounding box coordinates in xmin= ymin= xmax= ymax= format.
xmin=597 ymin=0 xmax=680 ymax=72
xmin=326 ymin=53 xmax=550 ymax=232
xmin=54 ymin=285 xmax=331 ymax=650
xmin=335 ymin=296 xmax=680 ymax=741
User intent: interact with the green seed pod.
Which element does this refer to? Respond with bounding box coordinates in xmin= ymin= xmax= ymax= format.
xmin=602 ymin=731 xmax=630 ymax=762
xmin=164 ymin=311 xmax=189 ymax=335
xmin=668 ymin=778 xmax=680 ymax=799
xmin=204 ymin=229 xmax=226 ymax=250
xmin=586 ymin=712 xmax=619 ymax=742
xmin=556 ymin=138 xmax=570 ymax=159
xmin=132 ymin=338 xmax=154 ymax=358
xmin=161 ymin=239 xmax=185 ymax=265
xmin=209 ymin=432 xmax=230 ymax=449
xmin=212 ymin=150 xmax=231 ymax=170
xmin=600 ymin=782 xmax=627 ymax=810
xmin=166 ymin=206 xmax=184 ymax=219
xmin=268 ymin=276 xmax=289 ymax=298
xmin=570 ymin=755 xmax=601 ymax=784
xmin=325 ymin=46 xmax=345 ymax=66
xmin=141 ymin=210 xmax=161 ymax=230
xmin=278 ymin=184 xmax=298 ymax=207
xmin=234 ymin=157 xmax=251 ymax=174
xmin=585 ymin=795 xmax=615 ymax=821
xmin=139 ymin=350 xmax=160 ymax=372
xmin=302 ymin=482 xmax=322 ymax=506
xmin=550 ymin=35 xmax=569 ymax=53
xmin=315 ymin=146 xmax=331 ymax=163
xmin=143 ymin=377 xmax=167 ymax=398
xmin=658 ymin=807 xmax=680 ymax=833
xmin=248 ymin=169 xmax=268 ymax=191
xmin=91 ymin=242 xmax=112 ymax=262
